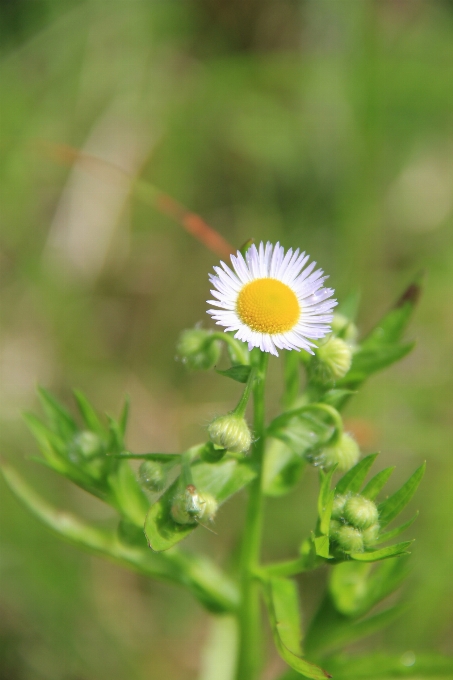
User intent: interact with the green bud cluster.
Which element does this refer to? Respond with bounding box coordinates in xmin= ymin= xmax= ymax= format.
xmin=171 ymin=485 xmax=218 ymax=525
xmin=208 ymin=413 xmax=252 ymax=454
xmin=330 ymin=492 xmax=380 ymax=553
xmin=330 ymin=313 xmax=358 ymax=344
xmin=176 ymin=328 xmax=221 ymax=370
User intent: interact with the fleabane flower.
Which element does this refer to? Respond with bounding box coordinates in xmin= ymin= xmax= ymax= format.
xmin=207 ymin=242 xmax=337 ymax=356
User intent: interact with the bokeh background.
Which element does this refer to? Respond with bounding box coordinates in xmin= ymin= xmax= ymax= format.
xmin=1 ymin=0 xmax=452 ymax=678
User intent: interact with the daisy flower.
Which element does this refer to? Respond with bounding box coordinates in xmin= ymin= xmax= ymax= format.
xmin=207 ymin=241 xmax=337 ymax=356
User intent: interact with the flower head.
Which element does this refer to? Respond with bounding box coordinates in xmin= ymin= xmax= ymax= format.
xmin=207 ymin=242 xmax=336 ymax=356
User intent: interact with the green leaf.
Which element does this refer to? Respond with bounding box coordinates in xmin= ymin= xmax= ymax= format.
xmin=350 ymin=541 xmax=413 ymax=562
xmin=37 ymin=386 xmax=78 ymax=439
xmin=216 ymin=365 xmax=251 ymax=383
xmin=108 ymin=460 xmax=149 ymax=527
xmin=335 ymin=454 xmax=378 ymax=495
xmin=329 ymin=558 xmax=409 ymax=618
xmin=314 ymin=535 xmax=331 ymax=559
xmin=23 ymin=413 xmax=66 ymax=467
xmin=0 ymin=462 xmax=239 ymax=614
xmin=283 ymin=352 xmax=301 ymax=409
xmin=263 ymin=439 xmax=306 ymax=497
xmin=318 ymin=467 xmax=337 ymax=520
xmin=378 ymin=463 xmax=426 ymax=528
xmin=119 ymin=395 xmax=130 ymax=437
xmin=263 ymin=578 xmax=331 ymax=679
xmin=377 ymin=513 xmax=419 ymax=544
xmin=323 ymin=652 xmax=453 ymax=679
xmin=73 ymin=389 xmax=105 ymax=436
xmin=338 ymin=343 xmax=415 ymax=387
xmin=145 ymin=458 xmax=257 ymax=551
xmin=305 ymin=594 xmax=403 ymax=657
xmin=268 ymin=410 xmax=332 ymax=455
xmin=361 ymin=467 xmax=395 ymax=500
xmin=361 ymin=275 xmax=423 ymax=349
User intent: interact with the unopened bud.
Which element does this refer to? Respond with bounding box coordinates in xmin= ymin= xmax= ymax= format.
xmin=177 ymin=328 xmax=221 ymax=370
xmin=68 ymin=431 xmax=104 ymax=462
xmin=139 ymin=460 xmax=170 ymax=492
xmin=331 ymin=313 xmax=358 ymax=343
xmin=320 ymin=433 xmax=360 ymax=472
xmin=315 ymin=337 xmax=353 ymax=381
xmin=344 ymin=495 xmax=379 ymax=529
xmin=171 ymin=484 xmax=203 ymax=525
xmin=329 ymin=519 xmax=342 ymax=538
xmin=331 ymin=493 xmax=349 ymax=520
xmin=198 ymin=492 xmax=218 ymax=522
xmin=362 ymin=522 xmax=380 ymax=549
xmin=335 ymin=525 xmax=364 ymax=553
xmin=208 ymin=413 xmax=252 ymax=454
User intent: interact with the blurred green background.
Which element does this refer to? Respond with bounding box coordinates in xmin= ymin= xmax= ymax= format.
xmin=1 ymin=0 xmax=452 ymax=678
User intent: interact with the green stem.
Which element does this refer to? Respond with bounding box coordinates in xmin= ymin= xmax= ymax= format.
xmin=235 ymin=351 xmax=268 ymax=680
xmin=233 ymin=367 xmax=256 ymax=418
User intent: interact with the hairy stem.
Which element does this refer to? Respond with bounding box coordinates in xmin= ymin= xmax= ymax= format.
xmin=235 ymin=351 xmax=268 ymax=680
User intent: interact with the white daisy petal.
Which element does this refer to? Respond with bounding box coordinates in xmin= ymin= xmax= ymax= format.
xmin=206 ymin=241 xmax=336 ymax=355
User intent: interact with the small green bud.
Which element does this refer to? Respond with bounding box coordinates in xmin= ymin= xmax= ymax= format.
xmin=335 ymin=525 xmax=364 ymax=553
xmin=68 ymin=431 xmax=104 ymax=461
xmin=176 ymin=328 xmax=221 ymax=370
xmin=331 ymin=493 xmax=349 ymax=520
xmin=329 ymin=519 xmax=342 ymax=538
xmin=362 ymin=522 xmax=380 ymax=549
xmin=315 ymin=337 xmax=353 ymax=381
xmin=207 ymin=413 xmax=252 ymax=454
xmin=200 ymin=441 xmax=227 ymax=463
xmin=171 ymin=484 xmax=203 ymax=525
xmin=331 ymin=313 xmax=358 ymax=343
xmin=198 ymin=492 xmax=218 ymax=522
xmin=320 ymin=433 xmax=360 ymax=472
xmin=138 ymin=460 xmax=170 ymax=492
xmin=344 ymin=495 xmax=379 ymax=530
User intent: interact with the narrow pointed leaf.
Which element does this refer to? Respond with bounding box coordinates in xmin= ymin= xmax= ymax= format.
xmin=350 ymin=541 xmax=413 ymax=562
xmin=361 ymin=467 xmax=395 ymax=500
xmin=216 ymin=365 xmax=251 ymax=383
xmin=113 ymin=452 xmax=181 ymax=463
xmin=119 ymin=395 xmax=130 ymax=437
xmin=145 ymin=458 xmax=256 ymax=551
xmin=314 ymin=535 xmax=332 ymax=559
xmin=37 ymin=387 xmax=77 ymax=439
xmin=318 ymin=466 xmax=337 ymax=519
xmin=73 ymin=390 xmax=105 ymax=436
xmin=361 ymin=275 xmax=422 ymax=348
xmin=263 ymin=579 xmax=331 ymax=679
xmin=337 ymin=343 xmax=415 ymax=387
xmin=378 ymin=463 xmax=426 ymax=528
xmin=321 ymin=389 xmax=356 ymax=409
xmin=335 ymin=454 xmax=378 ymax=495
xmin=377 ymin=513 xmax=419 ymax=544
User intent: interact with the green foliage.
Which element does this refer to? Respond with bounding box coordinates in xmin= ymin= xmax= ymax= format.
xmin=3 ymin=279 xmax=437 ymax=680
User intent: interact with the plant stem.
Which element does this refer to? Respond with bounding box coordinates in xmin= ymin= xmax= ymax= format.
xmin=235 ymin=351 xmax=268 ymax=680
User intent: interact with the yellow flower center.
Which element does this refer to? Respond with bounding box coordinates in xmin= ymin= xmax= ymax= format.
xmin=236 ymin=278 xmax=300 ymax=334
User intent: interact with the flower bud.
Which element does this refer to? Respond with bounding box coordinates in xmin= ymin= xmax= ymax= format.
xmin=171 ymin=484 xmax=203 ymax=525
xmin=335 ymin=525 xmax=364 ymax=553
xmin=208 ymin=413 xmax=252 ymax=454
xmin=331 ymin=493 xmax=349 ymax=520
xmin=176 ymin=328 xmax=221 ymax=370
xmin=329 ymin=519 xmax=342 ymax=538
xmin=315 ymin=337 xmax=353 ymax=381
xmin=138 ymin=460 xmax=170 ymax=492
xmin=330 ymin=313 xmax=358 ymax=344
xmin=198 ymin=492 xmax=218 ymax=522
xmin=343 ymin=495 xmax=379 ymax=530
xmin=319 ymin=433 xmax=360 ymax=472
xmin=362 ymin=522 xmax=380 ymax=549
xmin=68 ymin=431 xmax=104 ymax=462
